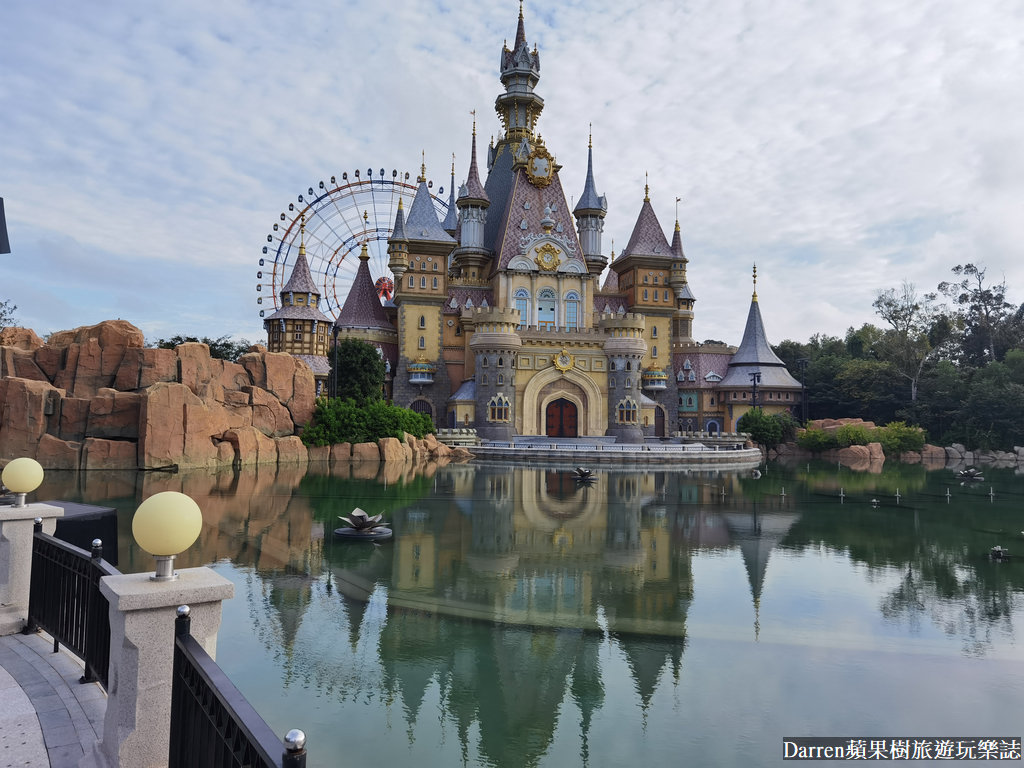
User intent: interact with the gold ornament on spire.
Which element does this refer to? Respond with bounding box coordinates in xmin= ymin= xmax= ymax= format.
xmin=299 ymin=214 xmax=306 ymax=257
xmin=675 ymin=196 xmax=682 ymax=231
xmin=359 ymin=241 xmax=370 ymax=261
xmin=644 ymin=172 xmax=650 ymax=203
xmin=418 ymin=151 xmax=427 ymax=183
xmin=589 ymin=122 xmax=593 ymax=149
xmin=752 ymin=263 xmax=758 ymax=302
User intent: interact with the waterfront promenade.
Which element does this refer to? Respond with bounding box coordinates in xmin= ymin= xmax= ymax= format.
xmin=0 ymin=631 xmax=104 ymax=768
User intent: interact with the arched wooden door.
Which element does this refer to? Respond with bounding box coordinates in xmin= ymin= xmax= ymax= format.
xmin=655 ymin=406 xmax=665 ymax=437
xmin=545 ymin=398 xmax=578 ymax=438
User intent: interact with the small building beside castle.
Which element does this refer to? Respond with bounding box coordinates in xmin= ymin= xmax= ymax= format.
xmin=276 ymin=5 xmax=802 ymax=441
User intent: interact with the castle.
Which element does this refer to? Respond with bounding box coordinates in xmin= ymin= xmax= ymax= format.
xmin=265 ymin=4 xmax=801 ymax=442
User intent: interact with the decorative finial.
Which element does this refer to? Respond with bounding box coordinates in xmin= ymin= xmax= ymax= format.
xmin=363 ymin=210 xmax=369 ymax=226
xmin=397 ymin=198 xmax=404 ymax=211
xmin=451 ymin=152 xmax=456 ymax=175
xmin=359 ymin=241 xmax=370 ymax=261
xmin=644 ymin=172 xmax=650 ymax=203
xmin=752 ymin=263 xmax=758 ymax=302
xmin=471 ymin=109 xmax=477 ymax=136
xmin=610 ymin=237 xmax=615 ymax=259
xmin=588 ymin=122 xmax=593 ymax=149
xmin=418 ymin=151 xmax=426 ymax=183
xmin=299 ymin=214 xmax=306 ymax=256
xmin=675 ymin=196 xmax=681 ymax=231
xmin=519 ymin=0 xmax=524 ymax=20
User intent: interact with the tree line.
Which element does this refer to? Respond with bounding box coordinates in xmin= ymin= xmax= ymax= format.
xmin=773 ymin=263 xmax=1024 ymax=450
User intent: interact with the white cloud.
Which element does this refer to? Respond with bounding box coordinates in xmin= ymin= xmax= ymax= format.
xmin=2 ymin=0 xmax=1023 ymax=346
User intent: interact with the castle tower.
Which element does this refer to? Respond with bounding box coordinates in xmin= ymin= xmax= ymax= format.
xmin=668 ymin=213 xmax=696 ymax=345
xmin=333 ymin=239 xmax=399 ymax=395
xmin=613 ymin=184 xmax=679 ymax=436
xmin=390 ymin=161 xmax=457 ymax=420
xmin=451 ymin=122 xmax=491 ymax=279
xmin=600 ymin=313 xmax=647 ymax=443
xmin=496 ymin=2 xmax=543 ymax=144
xmin=468 ymin=308 xmax=522 ymax=441
xmin=263 ymin=216 xmax=332 ymax=393
xmin=441 ymin=156 xmax=459 ymax=237
xmin=717 ymin=266 xmax=803 ymax=430
xmin=573 ymin=131 xmax=608 ymax=277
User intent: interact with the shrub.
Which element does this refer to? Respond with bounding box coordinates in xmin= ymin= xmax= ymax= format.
xmin=834 ymin=423 xmax=873 ymax=447
xmin=737 ymin=408 xmax=784 ymax=448
xmin=301 ymin=397 xmax=435 ymax=447
xmin=875 ymin=421 xmax=926 ymax=456
xmin=797 ymin=428 xmax=835 ymax=453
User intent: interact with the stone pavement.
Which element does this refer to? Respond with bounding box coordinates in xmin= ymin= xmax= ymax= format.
xmin=0 ymin=631 xmax=104 ymax=768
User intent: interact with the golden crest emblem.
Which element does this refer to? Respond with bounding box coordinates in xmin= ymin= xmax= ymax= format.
xmin=534 ymin=243 xmax=562 ymax=271
xmin=552 ymin=348 xmax=575 ymax=372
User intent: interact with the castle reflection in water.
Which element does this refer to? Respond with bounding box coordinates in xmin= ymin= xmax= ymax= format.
xmin=39 ymin=461 xmax=799 ymax=767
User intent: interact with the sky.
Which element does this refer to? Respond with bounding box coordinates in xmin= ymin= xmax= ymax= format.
xmin=3 ymin=0 xmax=1023 ymax=348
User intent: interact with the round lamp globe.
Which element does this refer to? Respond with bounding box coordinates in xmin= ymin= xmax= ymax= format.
xmin=132 ymin=491 xmax=203 ymax=557
xmin=2 ymin=457 xmax=44 ymax=494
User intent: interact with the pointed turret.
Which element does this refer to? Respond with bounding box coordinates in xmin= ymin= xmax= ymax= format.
xmin=387 ymin=198 xmax=409 ymax=279
xmin=668 ymin=209 xmax=696 ymax=342
xmin=497 ymin=2 xmax=543 ymax=143
xmin=620 ymin=182 xmax=672 ymax=260
xmin=453 ymin=122 xmax=492 ymax=277
xmin=574 ymin=129 xmax=608 ymax=275
xmin=405 ymin=159 xmax=455 ymax=245
xmin=441 ymin=155 xmax=459 ymax=235
xmin=263 ymin=215 xmax=332 ymax=386
xmin=718 ymin=265 xmax=803 ymax=390
xmin=336 ymin=242 xmax=394 ymax=333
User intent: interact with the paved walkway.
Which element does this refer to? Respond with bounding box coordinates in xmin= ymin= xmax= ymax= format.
xmin=0 ymin=632 xmax=104 ymax=768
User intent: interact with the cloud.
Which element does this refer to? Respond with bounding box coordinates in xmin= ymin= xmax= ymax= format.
xmin=2 ymin=0 xmax=1023 ymax=347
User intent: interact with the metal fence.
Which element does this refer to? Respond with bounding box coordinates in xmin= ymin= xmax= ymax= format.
xmin=171 ymin=607 xmax=306 ymax=768
xmin=25 ymin=521 xmax=119 ymax=687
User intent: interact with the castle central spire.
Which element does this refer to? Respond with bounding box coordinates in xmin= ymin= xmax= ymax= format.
xmin=496 ymin=1 xmax=543 ymax=143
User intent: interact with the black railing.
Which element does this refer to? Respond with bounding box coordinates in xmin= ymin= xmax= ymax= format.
xmin=171 ymin=607 xmax=307 ymax=768
xmin=25 ymin=520 xmax=119 ymax=687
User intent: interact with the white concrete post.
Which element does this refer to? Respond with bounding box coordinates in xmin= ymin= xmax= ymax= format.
xmin=80 ymin=567 xmax=234 ymax=768
xmin=0 ymin=503 xmax=63 ymax=635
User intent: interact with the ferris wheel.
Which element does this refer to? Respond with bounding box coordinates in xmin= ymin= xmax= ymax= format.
xmin=256 ymin=168 xmax=450 ymax=321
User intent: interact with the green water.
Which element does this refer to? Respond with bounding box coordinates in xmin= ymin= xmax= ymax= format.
xmin=37 ymin=459 xmax=1024 ymax=767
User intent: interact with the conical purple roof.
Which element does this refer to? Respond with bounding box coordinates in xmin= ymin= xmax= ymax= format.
xmin=335 ymin=244 xmax=394 ymax=332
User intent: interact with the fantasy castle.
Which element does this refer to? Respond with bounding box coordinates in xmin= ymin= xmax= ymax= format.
xmin=265 ymin=4 xmax=801 ymax=442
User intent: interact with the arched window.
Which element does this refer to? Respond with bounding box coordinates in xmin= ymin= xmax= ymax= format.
xmin=497 ymin=374 xmax=504 ymax=385
xmin=420 ymin=276 xmax=426 ymax=288
xmin=418 ymin=336 xmax=425 ymax=349
xmin=497 ymin=357 xmax=504 ymax=367
xmin=626 ymin=361 xmax=632 ymax=371
xmin=419 ymin=315 xmax=426 ymax=329
xmin=432 ymin=277 xmax=438 ymax=289
xmin=652 ymin=345 xmax=658 ymax=358
xmin=652 ymin=326 xmax=658 ymax=338
xmin=514 ymin=288 xmax=530 ymax=329
xmin=664 ymin=290 xmax=670 ymax=302
xmin=564 ymin=290 xmax=580 ymax=330
xmin=610 ymin=361 xmax=617 ymax=371
xmin=433 ymin=262 xmax=438 ymax=271
xmin=643 ymin=289 xmax=648 ymax=301
xmin=408 ymin=276 xmax=415 ymax=288
xmin=488 ymin=395 xmax=510 ymax=422
xmin=609 ymin=377 xmax=616 ymax=389
xmin=537 ymin=288 xmax=556 ymax=329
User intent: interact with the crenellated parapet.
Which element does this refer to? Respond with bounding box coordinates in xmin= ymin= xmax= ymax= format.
xmin=467 ymin=308 xmax=524 ymax=351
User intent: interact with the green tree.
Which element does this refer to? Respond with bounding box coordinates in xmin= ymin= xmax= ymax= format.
xmin=938 ymin=263 xmax=1014 ymax=365
xmin=872 ymin=281 xmax=951 ymax=401
xmin=332 ymin=338 xmax=385 ymax=404
xmin=154 ymin=334 xmax=252 ymax=362
xmin=737 ymin=407 xmax=784 ymax=448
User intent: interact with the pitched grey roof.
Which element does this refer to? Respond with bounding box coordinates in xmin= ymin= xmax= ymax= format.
xmin=405 ymin=180 xmax=455 ymax=243
xmin=281 ymin=248 xmax=318 ymax=294
xmin=458 ymin=131 xmax=489 ymax=206
xmin=449 ymin=378 xmax=476 ymax=402
xmin=677 ymin=282 xmax=696 ymax=301
xmin=390 ymin=199 xmax=408 ymax=241
xmin=442 ymin=166 xmax=459 ymax=233
xmin=336 ymin=245 xmax=395 ymax=332
xmin=573 ymin=143 xmax=606 ymax=215
xmin=264 ymin=304 xmax=332 ymax=323
xmin=294 ymin=355 xmax=331 ymax=376
xmin=718 ymin=298 xmax=802 ymax=389
xmin=621 ymin=198 xmax=672 ymax=259
xmin=670 ymin=222 xmax=686 ymax=260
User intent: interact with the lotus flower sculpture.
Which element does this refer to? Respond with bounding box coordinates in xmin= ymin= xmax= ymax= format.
xmin=335 ymin=507 xmax=393 ymax=541
xmin=573 ymin=467 xmax=597 ymax=486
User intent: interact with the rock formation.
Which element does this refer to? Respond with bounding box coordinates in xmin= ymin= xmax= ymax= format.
xmin=0 ymin=320 xmax=472 ymax=472
xmin=0 ymin=320 xmax=315 ymax=470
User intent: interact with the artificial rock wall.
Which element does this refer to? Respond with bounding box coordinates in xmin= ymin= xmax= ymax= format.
xmin=0 ymin=321 xmax=315 ymax=470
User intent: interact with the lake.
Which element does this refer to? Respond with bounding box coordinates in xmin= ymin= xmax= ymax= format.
xmin=36 ymin=458 xmax=1024 ymax=767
